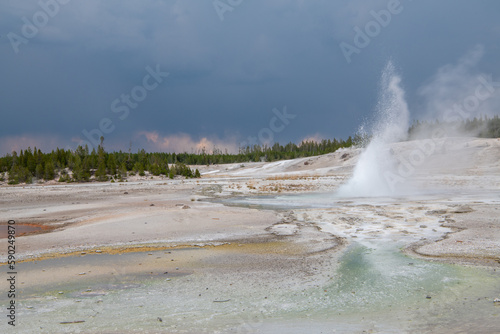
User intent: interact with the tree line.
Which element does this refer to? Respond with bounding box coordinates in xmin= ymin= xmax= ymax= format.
xmin=0 ymin=136 xmax=355 ymax=185
xmin=2 ymin=115 xmax=499 ymax=185
xmin=408 ymin=115 xmax=500 ymax=139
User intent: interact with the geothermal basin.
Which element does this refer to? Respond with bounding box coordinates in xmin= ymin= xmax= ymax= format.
xmin=1 ymin=137 xmax=500 ymax=333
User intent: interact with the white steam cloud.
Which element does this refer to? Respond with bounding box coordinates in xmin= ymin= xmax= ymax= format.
xmin=417 ymin=44 xmax=500 ymax=125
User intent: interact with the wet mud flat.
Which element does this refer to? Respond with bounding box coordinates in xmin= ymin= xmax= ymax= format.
xmin=2 ymin=236 xmax=499 ymax=333
xmin=1 ymin=167 xmax=500 ymax=333
xmin=0 ymin=238 xmax=344 ymax=333
xmin=1 ymin=191 xmax=499 ymax=333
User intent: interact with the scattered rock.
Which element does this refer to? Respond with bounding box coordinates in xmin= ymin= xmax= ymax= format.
xmin=419 ymin=225 xmax=427 ymax=228
xmin=60 ymin=320 xmax=85 ymax=324
xmin=452 ymin=206 xmax=474 ymax=214
xmin=426 ymin=210 xmax=447 ymax=216
xmin=182 ymin=205 xmax=190 ymax=209
xmin=123 ymin=192 xmax=128 ymax=194
xmin=426 ymin=295 xmax=432 ymax=299
xmin=150 ymin=203 xmax=155 ymax=206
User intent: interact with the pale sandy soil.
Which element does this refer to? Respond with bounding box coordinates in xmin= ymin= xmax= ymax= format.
xmin=0 ymin=137 xmax=499 ymax=333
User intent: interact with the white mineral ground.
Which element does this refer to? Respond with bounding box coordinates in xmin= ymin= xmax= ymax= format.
xmin=1 ymin=137 xmax=499 ymax=333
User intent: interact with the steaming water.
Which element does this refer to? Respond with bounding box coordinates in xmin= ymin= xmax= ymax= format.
xmin=337 ymin=61 xmax=410 ymax=197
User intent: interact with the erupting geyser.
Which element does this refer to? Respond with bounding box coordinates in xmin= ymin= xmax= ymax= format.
xmin=337 ymin=61 xmax=410 ymax=197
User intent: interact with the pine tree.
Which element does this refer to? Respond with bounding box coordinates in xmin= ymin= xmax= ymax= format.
xmin=118 ymin=162 xmax=127 ymax=180
xmin=35 ymin=163 xmax=44 ymax=179
xmin=26 ymin=147 xmax=36 ymax=174
xmin=95 ymin=137 xmax=108 ymax=181
xmin=72 ymin=155 xmax=83 ymax=181
xmin=82 ymin=156 xmax=91 ymax=181
xmin=107 ymin=154 xmax=117 ymax=176
xmin=8 ymin=165 xmax=20 ymax=184
xmin=138 ymin=164 xmax=145 ymax=177
xmin=150 ymin=163 xmax=161 ymax=176
xmin=44 ymin=160 xmax=55 ymax=180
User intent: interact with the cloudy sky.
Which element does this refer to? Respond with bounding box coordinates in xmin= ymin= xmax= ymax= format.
xmin=1 ymin=0 xmax=500 ymax=154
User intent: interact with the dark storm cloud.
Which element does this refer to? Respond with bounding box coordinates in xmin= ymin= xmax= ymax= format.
xmin=1 ymin=0 xmax=499 ymax=154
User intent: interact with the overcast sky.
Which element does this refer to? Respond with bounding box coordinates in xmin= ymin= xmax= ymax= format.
xmin=1 ymin=0 xmax=500 ymax=154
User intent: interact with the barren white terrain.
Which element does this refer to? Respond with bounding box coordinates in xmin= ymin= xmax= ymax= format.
xmin=1 ymin=137 xmax=500 ymax=333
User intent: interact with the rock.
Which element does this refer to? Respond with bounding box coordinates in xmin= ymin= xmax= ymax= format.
xmin=419 ymin=225 xmax=427 ymax=228
xmin=150 ymin=203 xmax=155 ymax=206
xmin=452 ymin=206 xmax=473 ymax=214
xmin=182 ymin=205 xmax=190 ymax=209
xmin=123 ymin=192 xmax=128 ymax=194
xmin=426 ymin=210 xmax=448 ymax=216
